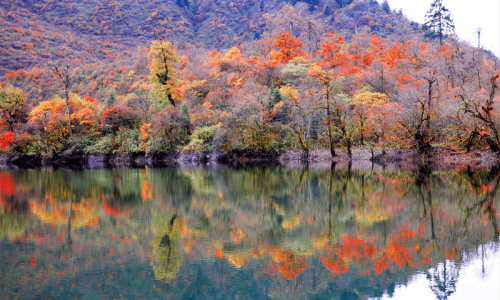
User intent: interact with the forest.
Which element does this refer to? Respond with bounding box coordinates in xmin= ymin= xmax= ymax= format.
xmin=0 ymin=0 xmax=498 ymax=159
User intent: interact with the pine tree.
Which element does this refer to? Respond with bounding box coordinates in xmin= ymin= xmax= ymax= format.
xmin=424 ymin=0 xmax=455 ymax=45
xmin=107 ymin=92 xmax=116 ymax=107
xmin=267 ymin=88 xmax=282 ymax=112
xmin=180 ymin=101 xmax=191 ymax=135
xmin=381 ymin=0 xmax=390 ymax=13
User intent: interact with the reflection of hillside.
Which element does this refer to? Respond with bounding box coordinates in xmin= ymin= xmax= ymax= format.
xmin=1 ymin=165 xmax=499 ymax=299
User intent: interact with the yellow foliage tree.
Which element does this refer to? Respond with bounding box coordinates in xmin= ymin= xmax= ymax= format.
xmin=351 ymin=91 xmax=389 ymax=146
xmin=148 ymin=39 xmax=182 ymax=109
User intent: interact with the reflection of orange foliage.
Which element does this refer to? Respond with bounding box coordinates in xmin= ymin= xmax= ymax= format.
xmin=320 ymin=227 xmax=427 ymax=277
xmin=141 ymin=179 xmax=152 ymax=201
xmin=101 ymin=198 xmax=133 ymax=218
xmin=183 ymin=238 xmax=192 ymax=254
xmin=230 ymin=228 xmax=245 ymax=244
xmin=264 ymin=247 xmax=307 ymax=280
xmin=30 ymin=195 xmax=99 ymax=228
xmin=215 ymin=249 xmax=224 ymax=259
xmin=319 ymin=255 xmax=348 ymax=276
xmin=14 ymin=236 xmax=29 ymax=243
xmin=319 ymin=237 xmax=375 ymax=276
xmin=85 ymin=216 xmax=99 ymax=227
xmin=29 ymin=255 xmax=37 ymax=268
xmin=479 ymin=184 xmax=491 ymax=193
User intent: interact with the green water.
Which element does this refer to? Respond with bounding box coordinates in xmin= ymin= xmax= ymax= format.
xmin=0 ymin=165 xmax=499 ymax=299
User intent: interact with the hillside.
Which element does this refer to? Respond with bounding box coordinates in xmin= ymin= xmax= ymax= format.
xmin=2 ymin=0 xmax=496 ymax=160
xmin=0 ymin=0 xmax=417 ymax=86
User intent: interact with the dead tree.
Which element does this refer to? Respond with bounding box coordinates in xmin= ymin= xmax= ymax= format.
xmin=51 ymin=63 xmax=72 ymax=137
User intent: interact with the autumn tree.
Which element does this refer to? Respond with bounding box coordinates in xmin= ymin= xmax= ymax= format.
xmin=351 ymin=90 xmax=389 ymax=146
xmin=149 ymin=106 xmax=189 ymax=152
xmin=29 ymin=95 xmax=99 ymax=154
xmin=330 ymin=92 xmax=357 ymax=158
xmin=29 ymin=98 xmax=71 ymax=153
xmin=51 ymin=62 xmax=73 ymax=136
xmin=0 ymin=85 xmax=27 ymax=131
xmin=100 ymin=105 xmax=139 ymax=133
xmin=290 ymin=87 xmax=322 ymax=161
xmin=308 ymin=65 xmax=338 ymax=157
xmin=316 ymin=33 xmax=347 ymax=73
xmin=148 ymin=39 xmax=182 ymax=109
xmin=127 ymin=86 xmax=152 ymax=122
xmin=263 ymin=4 xmax=308 ymax=37
xmin=272 ymin=32 xmax=307 ymax=65
xmin=457 ymin=74 xmax=500 ymax=152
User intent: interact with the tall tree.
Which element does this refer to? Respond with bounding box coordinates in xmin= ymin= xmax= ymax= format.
xmin=424 ymin=0 xmax=455 ymax=45
xmin=51 ymin=63 xmax=73 ymax=136
xmin=148 ymin=38 xmax=182 ymax=109
xmin=381 ymin=0 xmax=390 ymax=13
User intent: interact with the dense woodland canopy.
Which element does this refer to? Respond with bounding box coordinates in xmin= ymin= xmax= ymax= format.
xmin=0 ymin=0 xmax=498 ymax=157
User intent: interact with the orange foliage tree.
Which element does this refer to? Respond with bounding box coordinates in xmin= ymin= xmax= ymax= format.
xmin=271 ymin=32 xmax=307 ymax=65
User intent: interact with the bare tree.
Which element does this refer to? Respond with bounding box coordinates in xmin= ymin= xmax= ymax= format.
xmin=51 ymin=62 xmax=73 ymax=137
xmin=474 ymin=26 xmax=483 ymax=49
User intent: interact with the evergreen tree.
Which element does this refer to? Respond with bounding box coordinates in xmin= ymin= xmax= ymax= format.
xmin=107 ymin=92 xmax=116 ymax=107
xmin=381 ymin=0 xmax=390 ymax=13
xmin=267 ymin=88 xmax=282 ymax=112
xmin=267 ymin=88 xmax=290 ymax=124
xmin=424 ymin=0 xmax=455 ymax=45
xmin=323 ymin=5 xmax=331 ymax=16
xmin=180 ymin=101 xmax=191 ymax=135
xmin=335 ymin=0 xmax=353 ymax=8
xmin=310 ymin=111 xmax=321 ymax=140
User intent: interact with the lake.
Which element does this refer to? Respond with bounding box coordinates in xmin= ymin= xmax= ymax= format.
xmin=0 ymin=165 xmax=499 ymax=299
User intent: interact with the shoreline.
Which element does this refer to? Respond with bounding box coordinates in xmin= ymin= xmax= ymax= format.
xmin=0 ymin=146 xmax=499 ymax=171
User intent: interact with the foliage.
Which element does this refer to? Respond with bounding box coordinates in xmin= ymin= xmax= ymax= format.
xmin=0 ymin=0 xmax=496 ymax=157
xmin=148 ymin=40 xmax=182 ymax=109
xmin=100 ymin=105 xmax=139 ymax=133
xmin=183 ymin=125 xmax=219 ymax=152
xmin=0 ymin=85 xmax=26 ymax=131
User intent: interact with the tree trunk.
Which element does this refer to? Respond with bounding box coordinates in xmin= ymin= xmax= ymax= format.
xmin=346 ymin=139 xmax=352 ymax=159
xmin=326 ymin=91 xmax=336 ymax=157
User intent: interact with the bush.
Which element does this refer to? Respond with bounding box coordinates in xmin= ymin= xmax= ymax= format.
xmin=85 ymin=134 xmax=113 ymax=154
xmin=182 ymin=125 xmax=219 ymax=152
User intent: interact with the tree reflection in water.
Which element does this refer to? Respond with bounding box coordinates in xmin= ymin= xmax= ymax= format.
xmin=0 ymin=165 xmax=498 ymax=299
xmin=427 ymin=261 xmax=459 ymax=300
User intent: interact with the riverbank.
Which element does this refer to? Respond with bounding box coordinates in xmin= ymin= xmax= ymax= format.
xmin=0 ymin=146 xmax=498 ymax=170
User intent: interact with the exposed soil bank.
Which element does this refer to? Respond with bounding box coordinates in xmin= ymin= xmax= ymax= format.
xmin=0 ymin=146 xmax=499 ymax=170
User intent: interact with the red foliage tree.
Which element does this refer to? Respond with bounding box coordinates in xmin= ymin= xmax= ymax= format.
xmin=271 ymin=32 xmax=307 ymax=65
xmin=100 ymin=105 xmax=138 ymax=133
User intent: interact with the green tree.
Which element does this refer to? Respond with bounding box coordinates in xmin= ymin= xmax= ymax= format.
xmin=0 ymin=85 xmax=26 ymax=131
xmin=180 ymin=101 xmax=191 ymax=135
xmin=424 ymin=0 xmax=455 ymax=45
xmin=107 ymin=91 xmax=116 ymax=107
xmin=267 ymin=88 xmax=282 ymax=112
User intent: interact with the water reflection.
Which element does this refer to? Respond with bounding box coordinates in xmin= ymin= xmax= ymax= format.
xmin=0 ymin=164 xmax=498 ymax=299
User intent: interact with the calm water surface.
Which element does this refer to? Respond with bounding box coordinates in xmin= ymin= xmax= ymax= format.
xmin=0 ymin=165 xmax=499 ymax=299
